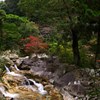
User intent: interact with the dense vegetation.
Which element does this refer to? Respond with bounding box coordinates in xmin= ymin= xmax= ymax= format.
xmin=0 ymin=0 xmax=100 ymax=68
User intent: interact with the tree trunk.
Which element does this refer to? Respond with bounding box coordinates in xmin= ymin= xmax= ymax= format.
xmin=72 ymin=29 xmax=80 ymax=66
xmin=62 ymin=0 xmax=81 ymax=66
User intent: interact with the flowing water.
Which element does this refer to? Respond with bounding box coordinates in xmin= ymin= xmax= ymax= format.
xmin=29 ymin=79 xmax=47 ymax=95
xmin=0 ymin=65 xmax=63 ymax=100
xmin=0 ymin=86 xmax=19 ymax=98
xmin=14 ymin=64 xmax=20 ymax=71
xmin=4 ymin=66 xmax=10 ymax=72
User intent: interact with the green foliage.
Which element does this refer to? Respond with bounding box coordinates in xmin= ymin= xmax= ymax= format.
xmin=80 ymin=47 xmax=94 ymax=68
xmin=0 ymin=13 xmax=40 ymax=50
xmin=18 ymin=22 xmax=39 ymax=38
xmin=0 ymin=0 xmax=99 ymax=68
xmin=48 ymin=41 xmax=73 ymax=63
xmin=5 ymin=0 xmax=21 ymax=15
xmin=5 ymin=14 xmax=29 ymax=25
xmin=58 ymin=43 xmax=73 ymax=63
xmin=2 ymin=23 xmax=21 ymax=49
xmin=5 ymin=14 xmax=40 ymax=37
xmin=0 ymin=1 xmax=7 ymax=11
xmin=0 ymin=9 xmax=6 ymax=20
xmin=49 ymin=42 xmax=58 ymax=54
xmin=18 ymin=0 xmax=48 ymax=20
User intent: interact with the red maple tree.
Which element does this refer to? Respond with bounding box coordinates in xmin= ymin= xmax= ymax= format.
xmin=20 ymin=36 xmax=48 ymax=54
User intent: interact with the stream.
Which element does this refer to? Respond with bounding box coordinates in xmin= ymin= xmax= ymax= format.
xmin=0 ymin=51 xmax=100 ymax=100
xmin=0 ymin=65 xmax=63 ymax=100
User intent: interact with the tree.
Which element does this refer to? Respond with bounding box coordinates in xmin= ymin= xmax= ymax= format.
xmin=18 ymin=0 xmax=50 ymax=21
xmin=90 ymin=0 xmax=100 ymax=65
xmin=85 ymin=0 xmax=100 ymax=67
xmin=0 ymin=10 xmax=6 ymax=50
xmin=5 ymin=0 xmax=22 ymax=15
xmin=0 ymin=10 xmax=6 ymax=36
xmin=18 ymin=0 xmax=82 ymax=66
xmin=18 ymin=0 xmax=100 ymax=67
xmin=0 ymin=1 xmax=8 ymax=11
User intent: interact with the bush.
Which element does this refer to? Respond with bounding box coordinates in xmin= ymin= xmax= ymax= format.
xmin=80 ymin=48 xmax=94 ymax=68
xmin=0 ymin=13 xmax=40 ymax=51
xmin=5 ymin=14 xmax=28 ymax=25
xmin=0 ymin=9 xmax=6 ymax=20
xmin=20 ymin=36 xmax=48 ymax=55
xmin=18 ymin=22 xmax=39 ymax=38
xmin=5 ymin=14 xmax=40 ymax=38
xmin=3 ymin=23 xmax=21 ymax=49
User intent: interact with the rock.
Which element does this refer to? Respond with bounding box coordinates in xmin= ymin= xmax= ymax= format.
xmin=81 ymin=80 xmax=90 ymax=87
xmin=3 ymin=56 xmax=14 ymax=65
xmin=18 ymin=64 xmax=30 ymax=70
xmin=14 ymin=56 xmax=29 ymax=66
xmin=22 ymin=59 xmax=33 ymax=66
xmin=54 ymin=72 xmax=75 ymax=87
xmin=64 ymin=82 xmax=86 ymax=97
xmin=61 ymin=88 xmax=74 ymax=100
xmin=0 ymin=67 xmax=63 ymax=100
xmin=40 ymin=26 xmax=52 ymax=34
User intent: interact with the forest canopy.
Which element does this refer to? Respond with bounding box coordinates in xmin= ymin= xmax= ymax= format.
xmin=0 ymin=0 xmax=100 ymax=68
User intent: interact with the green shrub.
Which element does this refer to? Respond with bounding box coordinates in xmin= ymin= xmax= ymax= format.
xmin=18 ymin=22 xmax=39 ymax=38
xmin=58 ymin=45 xmax=73 ymax=63
xmin=0 ymin=9 xmax=6 ymax=20
xmin=80 ymin=48 xmax=94 ymax=68
xmin=1 ymin=13 xmax=40 ymax=50
xmin=5 ymin=14 xmax=28 ymax=25
xmin=48 ymin=42 xmax=73 ymax=63
xmin=3 ymin=23 xmax=21 ymax=49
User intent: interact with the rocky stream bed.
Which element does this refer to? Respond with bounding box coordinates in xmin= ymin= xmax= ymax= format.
xmin=0 ymin=51 xmax=100 ymax=100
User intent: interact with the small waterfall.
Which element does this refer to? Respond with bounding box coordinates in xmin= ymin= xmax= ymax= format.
xmin=14 ymin=64 xmax=20 ymax=71
xmin=24 ymin=77 xmax=37 ymax=92
xmin=0 ymin=86 xmax=19 ymax=98
xmin=27 ymin=85 xmax=37 ymax=92
xmin=5 ymin=65 xmax=23 ymax=77
xmin=6 ymin=71 xmax=23 ymax=77
xmin=2 ymin=64 xmax=49 ymax=99
xmin=29 ymin=79 xmax=47 ymax=95
xmin=24 ymin=76 xmax=30 ymax=85
xmin=5 ymin=66 xmax=10 ymax=72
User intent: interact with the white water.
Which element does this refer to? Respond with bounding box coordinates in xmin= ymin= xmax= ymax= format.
xmin=3 ymin=65 xmax=47 ymax=99
xmin=5 ymin=66 xmax=23 ymax=77
xmin=6 ymin=71 xmax=23 ymax=77
xmin=5 ymin=66 xmax=10 ymax=72
xmin=14 ymin=64 xmax=20 ymax=71
xmin=24 ymin=76 xmax=30 ymax=85
xmin=23 ymin=77 xmax=37 ymax=92
xmin=0 ymin=86 xmax=19 ymax=98
xmin=29 ymin=79 xmax=47 ymax=95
